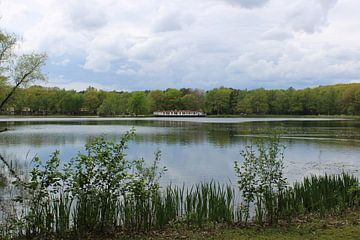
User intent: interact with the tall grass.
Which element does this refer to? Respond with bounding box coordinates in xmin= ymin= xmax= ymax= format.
xmin=2 ymin=173 xmax=357 ymax=239
xmin=2 ymin=183 xmax=237 ymax=237
xmin=278 ymin=173 xmax=360 ymax=220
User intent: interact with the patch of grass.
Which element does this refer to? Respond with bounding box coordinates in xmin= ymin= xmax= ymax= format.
xmin=128 ymin=211 xmax=360 ymax=240
xmin=212 ymin=226 xmax=360 ymax=240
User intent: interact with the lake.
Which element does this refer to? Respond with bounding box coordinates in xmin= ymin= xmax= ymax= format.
xmin=1 ymin=117 xmax=360 ymax=185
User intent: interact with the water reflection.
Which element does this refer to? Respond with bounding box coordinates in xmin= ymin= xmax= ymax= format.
xmin=2 ymin=120 xmax=360 ymax=146
xmin=0 ymin=118 xmax=359 ymax=185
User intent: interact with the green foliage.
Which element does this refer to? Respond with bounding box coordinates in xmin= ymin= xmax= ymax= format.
xmin=82 ymin=87 xmax=104 ymax=114
xmin=236 ymin=89 xmax=269 ymax=114
xmin=12 ymin=54 xmax=47 ymax=86
xmin=0 ymin=31 xmax=16 ymax=75
xmin=147 ymin=90 xmax=165 ymax=112
xmin=2 ymin=130 xmax=169 ymax=237
xmin=21 ymin=151 xmax=67 ymax=235
xmin=129 ymin=91 xmax=149 ymax=115
xmin=98 ymin=92 xmax=130 ymax=116
xmin=181 ymin=94 xmax=198 ymax=110
xmin=2 ymin=83 xmax=360 ymax=116
xmin=234 ymin=138 xmax=360 ymax=226
xmin=58 ymin=90 xmax=84 ymax=115
xmin=0 ymin=29 xmax=47 ymax=111
xmin=205 ymin=88 xmax=232 ymax=114
xmin=234 ymin=136 xmax=287 ymax=224
xmin=278 ymin=173 xmax=360 ymax=220
xmin=162 ymin=89 xmax=183 ymax=110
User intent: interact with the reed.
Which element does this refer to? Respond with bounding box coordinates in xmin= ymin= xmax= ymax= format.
xmin=278 ymin=173 xmax=360 ymax=219
xmin=1 ymin=172 xmax=359 ymax=239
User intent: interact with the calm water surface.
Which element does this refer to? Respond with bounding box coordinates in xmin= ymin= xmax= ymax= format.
xmin=1 ymin=117 xmax=360 ymax=185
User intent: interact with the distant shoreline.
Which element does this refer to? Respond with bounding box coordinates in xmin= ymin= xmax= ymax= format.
xmin=0 ymin=114 xmax=358 ymax=119
xmin=0 ymin=114 xmax=360 ymax=122
xmin=0 ymin=115 xmax=352 ymax=125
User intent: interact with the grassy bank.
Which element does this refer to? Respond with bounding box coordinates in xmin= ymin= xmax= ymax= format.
xmin=189 ymin=224 xmax=360 ymax=240
xmin=39 ymin=211 xmax=357 ymax=239
xmin=127 ymin=210 xmax=360 ymax=240
xmin=215 ymin=225 xmax=360 ymax=240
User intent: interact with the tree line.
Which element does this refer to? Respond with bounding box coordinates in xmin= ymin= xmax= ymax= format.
xmin=1 ymin=83 xmax=360 ymax=116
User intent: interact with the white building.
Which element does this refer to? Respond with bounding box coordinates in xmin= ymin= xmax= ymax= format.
xmin=153 ymin=110 xmax=205 ymax=117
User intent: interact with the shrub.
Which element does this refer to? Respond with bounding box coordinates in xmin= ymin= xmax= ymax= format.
xmin=234 ymin=136 xmax=287 ymax=224
xmin=10 ymin=129 xmax=167 ymax=237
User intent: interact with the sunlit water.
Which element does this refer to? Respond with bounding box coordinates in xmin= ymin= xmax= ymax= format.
xmin=1 ymin=117 xmax=360 ymax=186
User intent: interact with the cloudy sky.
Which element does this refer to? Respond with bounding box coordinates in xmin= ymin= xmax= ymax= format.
xmin=1 ymin=0 xmax=360 ymax=91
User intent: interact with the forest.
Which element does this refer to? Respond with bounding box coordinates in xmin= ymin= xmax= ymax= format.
xmin=1 ymin=83 xmax=360 ymax=116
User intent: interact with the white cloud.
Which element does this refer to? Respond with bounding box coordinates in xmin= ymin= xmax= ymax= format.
xmin=52 ymin=59 xmax=70 ymax=66
xmin=227 ymin=42 xmax=360 ymax=83
xmin=223 ymin=0 xmax=270 ymax=8
xmin=261 ymin=27 xmax=293 ymax=41
xmin=116 ymin=65 xmax=138 ymax=75
xmin=83 ymin=50 xmax=114 ymax=72
xmin=1 ymin=0 xmax=359 ymax=90
xmin=67 ymin=1 xmax=108 ymax=31
xmin=152 ymin=10 xmax=194 ymax=33
xmin=287 ymin=0 xmax=338 ymax=34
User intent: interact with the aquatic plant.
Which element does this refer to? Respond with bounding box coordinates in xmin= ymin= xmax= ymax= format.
xmin=234 ymin=136 xmax=287 ymax=225
xmin=278 ymin=173 xmax=360 ymax=220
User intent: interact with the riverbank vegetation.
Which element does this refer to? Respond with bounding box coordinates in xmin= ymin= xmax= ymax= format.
xmin=0 ymin=131 xmax=359 ymax=239
xmin=1 ymin=83 xmax=360 ymax=116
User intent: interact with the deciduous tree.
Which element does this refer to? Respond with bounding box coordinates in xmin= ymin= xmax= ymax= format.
xmin=0 ymin=31 xmax=47 ymax=110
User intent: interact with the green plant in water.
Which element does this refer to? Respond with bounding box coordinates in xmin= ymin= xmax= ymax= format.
xmin=19 ymin=150 xmax=67 ymax=236
xmin=70 ymin=130 xmax=136 ymax=233
xmin=122 ymin=150 xmax=167 ymax=231
xmin=278 ymin=173 xmax=360 ymax=220
xmin=69 ymin=129 xmax=167 ymax=233
xmin=8 ymin=128 xmax=168 ymax=237
xmin=234 ymin=135 xmax=287 ymax=225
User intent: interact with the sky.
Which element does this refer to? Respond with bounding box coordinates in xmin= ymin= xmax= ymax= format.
xmin=1 ymin=0 xmax=360 ymax=91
